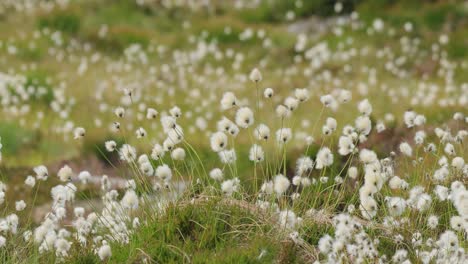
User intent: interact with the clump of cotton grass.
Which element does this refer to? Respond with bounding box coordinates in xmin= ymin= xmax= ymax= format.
xmin=73 ymin=127 xmax=85 ymax=139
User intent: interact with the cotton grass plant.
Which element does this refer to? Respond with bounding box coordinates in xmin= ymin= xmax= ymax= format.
xmin=0 ymin=0 xmax=466 ymax=263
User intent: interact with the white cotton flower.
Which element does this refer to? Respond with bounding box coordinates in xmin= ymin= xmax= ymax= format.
xmin=388 ymin=176 xmax=408 ymax=190
xmin=155 ymin=164 xmax=172 ymax=182
xmin=78 ymin=171 xmax=91 ymax=184
xmin=360 ymin=197 xmax=377 ymax=219
xmin=433 ymin=167 xmax=449 ymax=182
xmin=294 ymin=88 xmax=310 ymax=102
xmin=319 ymin=177 xmax=328 ymax=184
xmin=160 ymin=116 xmax=177 ymax=133
xmin=15 ymin=200 xmax=26 ymax=211
xmin=414 ymin=115 xmax=426 ymax=126
xmin=414 ymin=131 xmax=426 ymax=145
xmin=292 ymin=176 xmax=302 ymax=186
xmin=111 ymin=121 xmax=120 ymax=132
xmin=276 ymin=105 xmax=291 ymax=118
xmin=449 ymin=216 xmax=464 ymax=231
xmin=320 ymin=94 xmax=336 ymax=108
xmin=135 ymin=127 xmax=147 ymax=138
xmin=414 ymin=193 xmax=432 ymax=212
xmin=167 ymin=126 xmax=183 ymax=143
xmin=434 ymin=185 xmax=449 ymax=201
xmin=279 ymin=210 xmax=299 ymax=230
xmin=125 ymin=179 xmax=136 ymax=190
xmin=58 ymin=165 xmax=73 ymax=182
xmin=55 ymin=238 xmax=71 ymax=257
xmin=140 ymin=162 xmax=154 ymax=176
xmin=169 ymin=106 xmax=182 ymax=118
xmin=451 ymin=157 xmax=464 ymax=170
xmin=455 ymin=130 xmax=467 ymax=143
xmin=217 ymin=117 xmax=239 ymax=137
xmin=358 ymin=99 xmax=372 ymax=116
xmin=373 ymin=18 xmax=384 ymax=31
xmin=249 ymin=68 xmax=262 ymax=82
xmin=249 ymin=144 xmax=264 ymax=163
xmin=424 ymin=143 xmax=436 ymax=153
xmin=121 ymin=189 xmax=139 ymax=209
xmin=133 ymin=217 xmax=140 ymax=229
xmin=138 ymin=154 xmax=150 ymax=165
xmin=0 ymin=236 xmax=5 ymax=247
xmin=98 ymin=241 xmax=112 ymax=260
xmin=119 ymin=144 xmax=137 ymax=162
xmin=326 ymin=117 xmax=337 ymax=131
xmin=284 ymin=97 xmax=299 ymax=111
xmin=105 ymin=141 xmax=117 ymax=152
xmin=114 ymin=107 xmax=125 ymax=118
xmin=427 ymin=215 xmax=438 ymax=229
xmin=318 ymin=234 xmax=333 ymax=253
xmin=23 ymin=231 xmax=32 ymax=242
xmin=453 ymin=112 xmax=464 ymax=121
xmin=348 ymin=166 xmax=358 ymax=179
xmin=219 ymin=149 xmax=236 ymax=164
xmin=216 ymin=117 xmax=235 ymax=132
xmin=101 ymin=175 xmax=111 ymax=192
xmin=146 ymin=108 xmax=158 ymax=119
xmin=355 ymin=116 xmax=371 ymax=135
xmin=73 ymin=127 xmax=85 ymax=139
xmin=315 ymin=147 xmax=333 ymax=169
xmin=342 ymin=125 xmax=355 ymax=136
xmin=255 ymin=124 xmax=270 ymax=140
xmin=276 ymin=128 xmax=292 ymax=144
xmin=338 ymin=136 xmax=355 ymax=156
xmin=221 ymin=178 xmax=240 ymax=196
xmin=334 ymin=176 xmax=343 ymax=184
xmin=399 ymin=142 xmax=413 ymax=157
xmin=274 ymin=174 xmax=290 ymax=195
xmin=74 ymin=207 xmax=85 ymax=218
xmin=151 ymin=144 xmax=165 ymax=160
xmin=376 ymin=122 xmax=385 ymax=133
xmin=392 ymin=249 xmax=408 ymax=263
xmin=338 ymin=89 xmax=352 ymax=103
xmin=209 ymin=168 xmax=224 ymax=181
xmin=296 ymin=156 xmax=314 ymax=176
xmin=210 ymin=132 xmax=228 ymax=152
xmin=260 ymin=181 xmax=274 ymax=194
xmin=444 ymin=143 xmax=455 ymax=156
xmin=301 ymin=177 xmax=312 ymax=187
xmin=235 ymin=107 xmax=254 ymax=128
xmin=322 ymin=125 xmax=332 ymax=136
xmin=264 ymin=88 xmax=274 ymax=98
xmin=385 ymin=197 xmax=406 ymax=216
xmin=438 ymin=156 xmax=448 ymax=167
xmin=171 ymin=148 xmax=185 ymax=161
xmin=404 ymin=111 xmax=416 ymax=128
xmin=221 ymin=92 xmax=237 ymax=110
xmin=25 ymin=176 xmax=36 ymax=187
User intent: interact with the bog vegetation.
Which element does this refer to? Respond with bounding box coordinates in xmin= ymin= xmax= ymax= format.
xmin=0 ymin=0 xmax=466 ymax=263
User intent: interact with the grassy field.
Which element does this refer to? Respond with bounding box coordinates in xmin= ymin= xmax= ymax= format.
xmin=0 ymin=0 xmax=467 ymax=263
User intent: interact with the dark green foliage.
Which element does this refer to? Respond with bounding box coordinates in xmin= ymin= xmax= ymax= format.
xmin=108 ymin=201 xmax=296 ymax=263
xmin=38 ymin=8 xmax=81 ymax=34
xmin=240 ymin=0 xmax=360 ymax=23
xmin=86 ymin=26 xmax=151 ymax=54
xmin=0 ymin=123 xmax=35 ymax=156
